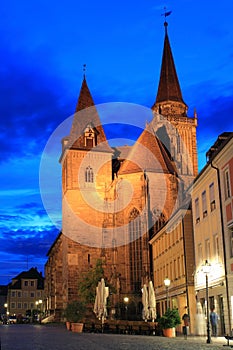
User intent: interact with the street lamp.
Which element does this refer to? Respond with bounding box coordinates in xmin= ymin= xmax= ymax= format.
xmin=164 ymin=277 xmax=170 ymax=310
xmin=4 ymin=303 xmax=8 ymax=323
xmin=202 ymin=260 xmax=211 ymax=344
xmin=124 ymin=297 xmax=129 ymax=320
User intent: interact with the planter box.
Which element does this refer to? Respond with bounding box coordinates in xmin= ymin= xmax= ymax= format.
xmin=71 ymin=322 xmax=84 ymax=333
xmin=66 ymin=321 xmax=71 ymax=331
xmin=163 ymin=327 xmax=176 ymax=337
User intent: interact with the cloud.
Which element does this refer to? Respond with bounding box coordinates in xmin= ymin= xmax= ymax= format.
xmin=0 ymin=225 xmax=59 ymax=283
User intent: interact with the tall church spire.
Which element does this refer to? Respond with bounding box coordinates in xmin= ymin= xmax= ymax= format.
xmin=75 ymin=74 xmax=95 ymax=112
xmin=152 ymin=21 xmax=187 ymax=117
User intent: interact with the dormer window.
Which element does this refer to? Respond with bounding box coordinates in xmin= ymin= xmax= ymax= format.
xmin=84 ymin=125 xmax=95 ymax=148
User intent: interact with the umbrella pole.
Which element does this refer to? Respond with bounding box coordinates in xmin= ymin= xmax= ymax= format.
xmin=102 ymin=315 xmax=104 ymax=333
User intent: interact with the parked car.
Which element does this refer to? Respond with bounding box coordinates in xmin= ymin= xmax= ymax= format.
xmin=8 ymin=315 xmax=17 ymax=324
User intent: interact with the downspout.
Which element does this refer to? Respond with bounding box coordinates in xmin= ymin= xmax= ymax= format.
xmin=182 ymin=216 xmax=190 ymax=318
xmin=211 ymin=161 xmax=232 ymax=334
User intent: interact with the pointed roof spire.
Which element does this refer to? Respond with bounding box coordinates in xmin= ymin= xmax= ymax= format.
xmin=75 ymin=65 xmax=95 ymax=112
xmin=152 ymin=21 xmax=187 ymax=116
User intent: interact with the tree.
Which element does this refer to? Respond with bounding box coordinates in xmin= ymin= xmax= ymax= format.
xmin=77 ymin=259 xmax=104 ymax=304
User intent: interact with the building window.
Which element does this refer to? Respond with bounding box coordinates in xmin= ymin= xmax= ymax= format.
xmin=209 ymin=182 xmax=216 ymax=211
xmin=202 ymin=190 xmax=207 ymax=217
xmin=224 ymin=168 xmax=231 ymax=199
xmin=24 ymin=303 xmax=28 ymax=309
xmin=11 ymin=302 xmax=15 ymax=309
xmin=30 ymin=281 xmax=34 ymax=287
xmin=23 ymin=291 xmax=28 ymax=298
xmin=129 ymin=208 xmax=142 ymax=292
xmin=177 ymin=256 xmax=181 ymax=278
xmin=230 ymin=227 xmax=233 ymax=258
xmin=85 ymin=166 xmax=94 ymax=183
xmin=18 ymin=303 xmax=21 ymax=309
xmin=205 ymin=239 xmax=210 ymax=261
xmin=30 ymin=292 xmax=35 ymax=298
xmin=198 ymin=243 xmax=203 ymax=265
xmin=24 ymin=281 xmax=28 ymax=287
xmin=195 ymin=198 xmax=200 ymax=223
xmin=152 ymin=208 xmax=166 ymax=234
xmin=213 ymin=234 xmax=220 ymax=262
xmin=11 ymin=291 xmax=16 ymax=297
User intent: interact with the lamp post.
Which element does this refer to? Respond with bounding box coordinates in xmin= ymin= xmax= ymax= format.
xmin=4 ymin=303 xmax=8 ymax=323
xmin=35 ymin=300 xmax=39 ymax=322
xmin=164 ymin=277 xmax=170 ymax=310
xmin=124 ymin=297 xmax=129 ymax=320
xmin=202 ymin=260 xmax=211 ymax=344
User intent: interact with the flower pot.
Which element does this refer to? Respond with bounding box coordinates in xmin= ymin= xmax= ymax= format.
xmin=163 ymin=327 xmax=176 ymax=337
xmin=71 ymin=322 xmax=84 ymax=333
xmin=66 ymin=321 xmax=71 ymax=330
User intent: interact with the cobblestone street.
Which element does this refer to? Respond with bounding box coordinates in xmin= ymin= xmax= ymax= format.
xmin=0 ymin=324 xmax=231 ymax=350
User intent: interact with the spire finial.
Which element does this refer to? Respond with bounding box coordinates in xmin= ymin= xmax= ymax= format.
xmin=161 ymin=7 xmax=172 ymax=30
xmin=83 ymin=64 xmax=86 ymax=79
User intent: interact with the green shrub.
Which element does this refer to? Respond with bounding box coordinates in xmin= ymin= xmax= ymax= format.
xmin=158 ymin=308 xmax=181 ymax=329
xmin=63 ymin=300 xmax=86 ymax=323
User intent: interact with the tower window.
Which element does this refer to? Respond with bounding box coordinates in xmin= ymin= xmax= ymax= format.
xmin=84 ymin=125 xmax=96 ymax=148
xmin=85 ymin=166 xmax=94 ymax=183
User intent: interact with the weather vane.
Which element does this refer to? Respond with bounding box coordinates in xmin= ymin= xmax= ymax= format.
xmin=161 ymin=6 xmax=172 ymax=19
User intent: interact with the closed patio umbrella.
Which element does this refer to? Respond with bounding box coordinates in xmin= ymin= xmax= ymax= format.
xmin=142 ymin=284 xmax=149 ymax=321
xmin=148 ymin=280 xmax=156 ymax=322
xmin=94 ymin=278 xmax=109 ymax=331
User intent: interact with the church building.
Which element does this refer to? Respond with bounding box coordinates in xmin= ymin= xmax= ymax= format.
xmin=44 ymin=20 xmax=198 ymax=322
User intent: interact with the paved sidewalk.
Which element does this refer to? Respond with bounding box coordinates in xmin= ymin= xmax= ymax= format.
xmin=0 ymin=324 xmax=232 ymax=350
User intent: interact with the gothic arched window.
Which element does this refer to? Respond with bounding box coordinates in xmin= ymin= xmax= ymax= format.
xmin=152 ymin=208 xmax=166 ymax=234
xmin=85 ymin=166 xmax=94 ymax=183
xmin=129 ymin=208 xmax=142 ymax=292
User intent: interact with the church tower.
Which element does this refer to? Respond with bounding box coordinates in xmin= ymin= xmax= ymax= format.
xmin=45 ymin=20 xmax=199 ymax=322
xmin=151 ymin=21 xmax=198 ymax=189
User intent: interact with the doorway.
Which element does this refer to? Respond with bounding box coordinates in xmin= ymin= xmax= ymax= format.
xmin=218 ymin=295 xmax=225 ymax=335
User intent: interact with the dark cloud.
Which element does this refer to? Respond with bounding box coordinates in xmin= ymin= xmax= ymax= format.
xmin=0 ymin=226 xmax=59 ymax=282
xmin=0 ymin=227 xmax=58 ymax=253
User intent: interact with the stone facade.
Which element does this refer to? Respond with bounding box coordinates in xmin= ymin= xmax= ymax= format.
xmin=44 ymin=22 xmax=198 ymax=322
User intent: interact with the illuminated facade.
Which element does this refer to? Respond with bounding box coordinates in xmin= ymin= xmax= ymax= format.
xmin=149 ymin=207 xmax=196 ymax=334
xmin=45 ymin=21 xmax=198 ymax=323
xmin=7 ymin=267 xmax=44 ymax=318
xmin=192 ymin=132 xmax=233 ymax=335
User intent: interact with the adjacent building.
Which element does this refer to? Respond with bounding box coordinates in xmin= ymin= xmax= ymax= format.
xmin=150 ymin=205 xmax=196 ymax=334
xmin=191 ymin=132 xmax=233 ymax=335
xmin=7 ymin=267 xmax=44 ymax=317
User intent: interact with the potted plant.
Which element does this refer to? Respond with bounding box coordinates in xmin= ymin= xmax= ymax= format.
xmin=63 ymin=300 xmax=86 ymax=332
xmin=158 ymin=308 xmax=181 ymax=337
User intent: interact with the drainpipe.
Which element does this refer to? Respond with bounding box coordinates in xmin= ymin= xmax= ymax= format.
xmin=211 ymin=161 xmax=232 ymax=334
xmin=182 ymin=216 xmax=190 ymax=319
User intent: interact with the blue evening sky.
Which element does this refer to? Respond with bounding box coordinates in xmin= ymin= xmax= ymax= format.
xmin=1 ymin=0 xmax=233 ymax=284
